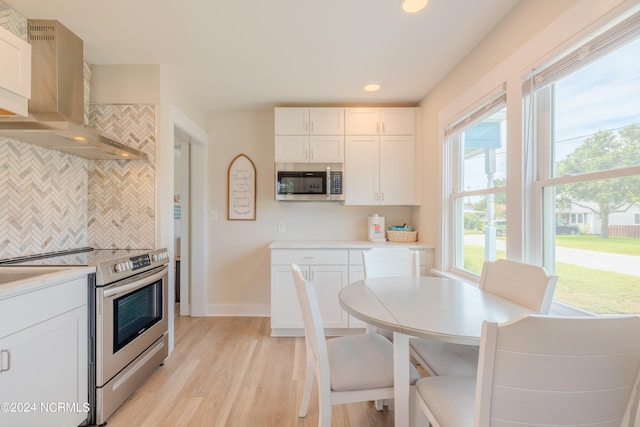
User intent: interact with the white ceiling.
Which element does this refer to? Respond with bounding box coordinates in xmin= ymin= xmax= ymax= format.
xmin=6 ymin=0 xmax=520 ymax=111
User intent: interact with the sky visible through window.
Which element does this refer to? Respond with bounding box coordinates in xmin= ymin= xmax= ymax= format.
xmin=554 ymin=37 xmax=640 ymax=161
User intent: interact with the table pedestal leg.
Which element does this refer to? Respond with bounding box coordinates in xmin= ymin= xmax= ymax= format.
xmin=393 ymin=331 xmax=410 ymax=427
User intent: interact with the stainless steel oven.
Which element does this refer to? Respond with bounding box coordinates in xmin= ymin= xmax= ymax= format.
xmin=95 ymin=260 xmax=168 ymax=425
xmin=92 ymin=249 xmax=169 ymax=426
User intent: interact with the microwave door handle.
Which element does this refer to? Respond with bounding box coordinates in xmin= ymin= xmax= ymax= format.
xmin=326 ymin=166 xmax=331 ymax=199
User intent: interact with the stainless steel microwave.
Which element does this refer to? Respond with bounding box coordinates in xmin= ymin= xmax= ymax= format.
xmin=275 ymin=163 xmax=344 ymax=201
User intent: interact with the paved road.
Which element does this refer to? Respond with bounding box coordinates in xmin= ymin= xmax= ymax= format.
xmin=464 ymin=234 xmax=640 ymax=277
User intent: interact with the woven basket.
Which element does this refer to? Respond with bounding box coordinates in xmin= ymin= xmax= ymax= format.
xmin=386 ymin=230 xmax=418 ymax=243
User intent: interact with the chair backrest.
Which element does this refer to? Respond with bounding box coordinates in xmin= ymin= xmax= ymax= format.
xmin=476 ymin=315 xmax=640 ymax=427
xmin=362 ymin=247 xmax=420 ymax=278
xmin=479 ymin=259 xmax=557 ymax=314
xmin=290 ymin=263 xmax=331 ymax=396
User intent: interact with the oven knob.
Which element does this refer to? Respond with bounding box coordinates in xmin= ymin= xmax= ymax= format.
xmin=153 ymin=252 xmax=167 ymax=262
xmin=114 ymin=263 xmax=123 ymax=272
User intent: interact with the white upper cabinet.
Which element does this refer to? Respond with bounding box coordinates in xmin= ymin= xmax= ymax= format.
xmin=345 ymin=135 xmax=417 ymax=206
xmin=345 ymin=107 xmax=415 ymax=135
xmin=275 ymin=108 xmax=309 ymax=135
xmin=0 ymin=26 xmax=31 ymax=117
xmin=345 ymin=107 xmax=419 ymax=206
xmin=275 ymin=108 xmax=344 ymax=163
xmin=275 ymin=107 xmax=344 ymax=135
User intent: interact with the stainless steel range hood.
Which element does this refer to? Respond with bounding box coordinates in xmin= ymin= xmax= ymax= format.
xmin=0 ymin=20 xmax=146 ymax=160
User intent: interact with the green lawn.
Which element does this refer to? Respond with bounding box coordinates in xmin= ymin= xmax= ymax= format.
xmin=555 ymin=235 xmax=640 ymax=255
xmin=463 ymin=237 xmax=640 ymax=314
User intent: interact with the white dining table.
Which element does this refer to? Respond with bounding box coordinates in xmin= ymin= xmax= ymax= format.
xmin=338 ymin=275 xmax=534 ymax=427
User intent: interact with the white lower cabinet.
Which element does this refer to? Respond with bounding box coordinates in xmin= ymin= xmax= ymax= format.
xmin=271 ymin=249 xmax=349 ymax=335
xmin=0 ymin=276 xmax=89 ymax=427
xmin=270 ymin=244 xmax=434 ymax=336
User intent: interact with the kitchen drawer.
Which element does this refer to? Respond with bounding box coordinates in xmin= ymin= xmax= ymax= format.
xmin=271 ymin=249 xmax=348 ymax=266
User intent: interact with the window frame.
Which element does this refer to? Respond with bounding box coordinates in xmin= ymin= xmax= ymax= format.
xmin=437 ymin=3 xmax=640 ymax=313
xmin=444 ymin=94 xmax=508 ymax=279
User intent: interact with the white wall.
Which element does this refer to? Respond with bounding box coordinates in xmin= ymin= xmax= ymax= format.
xmin=90 ymin=64 xmax=160 ymax=104
xmin=206 ymin=109 xmax=414 ymax=315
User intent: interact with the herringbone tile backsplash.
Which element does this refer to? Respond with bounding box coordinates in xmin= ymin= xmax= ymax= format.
xmin=89 ymin=105 xmax=156 ymax=250
xmin=0 ymin=105 xmax=157 ymax=259
xmin=0 ymin=1 xmax=27 ymax=40
xmin=0 ymin=138 xmax=89 ymax=257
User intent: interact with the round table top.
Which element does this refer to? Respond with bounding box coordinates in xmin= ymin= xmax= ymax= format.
xmin=339 ymin=275 xmax=533 ymax=345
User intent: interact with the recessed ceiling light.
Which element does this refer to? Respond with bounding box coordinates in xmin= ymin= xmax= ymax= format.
xmin=73 ymin=136 xmax=86 ymax=142
xmin=401 ymin=0 xmax=428 ymax=13
xmin=364 ymin=84 xmax=381 ymax=92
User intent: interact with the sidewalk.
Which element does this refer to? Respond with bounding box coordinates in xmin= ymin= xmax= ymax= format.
xmin=464 ymin=234 xmax=640 ymax=277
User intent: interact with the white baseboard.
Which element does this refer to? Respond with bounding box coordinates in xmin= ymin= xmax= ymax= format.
xmin=206 ymin=303 xmax=270 ymax=317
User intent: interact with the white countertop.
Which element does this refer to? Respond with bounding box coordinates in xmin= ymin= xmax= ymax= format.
xmin=269 ymin=240 xmax=434 ymax=249
xmin=0 ymin=266 xmax=95 ymax=299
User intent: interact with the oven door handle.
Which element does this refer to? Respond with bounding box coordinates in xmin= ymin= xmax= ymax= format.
xmin=102 ymin=266 xmax=168 ymax=298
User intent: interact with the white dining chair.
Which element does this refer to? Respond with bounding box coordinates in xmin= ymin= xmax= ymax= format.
xmin=291 ymin=263 xmax=420 ymax=427
xmin=362 ymin=247 xmax=420 ymax=338
xmin=362 ymin=247 xmax=421 ymax=278
xmin=410 ymin=259 xmax=558 ymax=376
xmin=415 ymin=314 xmax=640 ymax=427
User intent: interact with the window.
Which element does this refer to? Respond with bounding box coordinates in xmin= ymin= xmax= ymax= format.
xmin=446 ymin=96 xmax=507 ymax=276
xmin=568 ymin=213 xmax=587 ymax=225
xmin=530 ymin=14 xmax=640 ymax=314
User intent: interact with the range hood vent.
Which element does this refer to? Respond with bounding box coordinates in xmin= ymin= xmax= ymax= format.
xmin=0 ymin=20 xmax=146 ymax=160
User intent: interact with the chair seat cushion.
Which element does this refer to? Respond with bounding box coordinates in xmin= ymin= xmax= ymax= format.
xmin=327 ymin=334 xmax=420 ymax=391
xmin=415 ymin=375 xmax=476 ymax=426
xmin=410 ymin=338 xmax=479 ymax=376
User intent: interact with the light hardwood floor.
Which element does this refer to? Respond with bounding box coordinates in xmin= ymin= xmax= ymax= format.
xmin=104 ymin=310 xmax=397 ymax=426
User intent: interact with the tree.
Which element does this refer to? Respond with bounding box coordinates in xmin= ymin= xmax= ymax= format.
xmin=556 ymin=124 xmax=640 ymax=238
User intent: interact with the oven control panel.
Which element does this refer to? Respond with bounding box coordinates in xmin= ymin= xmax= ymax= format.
xmin=96 ymin=248 xmax=170 ymax=286
xmin=130 ymin=254 xmax=151 ymax=270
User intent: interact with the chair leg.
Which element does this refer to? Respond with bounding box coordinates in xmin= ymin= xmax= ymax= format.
xmin=299 ymin=356 xmax=315 ymax=417
xmin=318 ymin=384 xmax=332 ymax=427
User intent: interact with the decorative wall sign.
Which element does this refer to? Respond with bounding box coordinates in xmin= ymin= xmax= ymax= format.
xmin=228 ymin=154 xmax=256 ymax=220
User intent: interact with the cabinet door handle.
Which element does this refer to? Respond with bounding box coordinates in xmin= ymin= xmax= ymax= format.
xmin=0 ymin=350 xmax=10 ymax=373
xmin=310 ymin=121 xmax=314 ymax=132
xmin=304 ymin=149 xmax=309 ymax=160
xmin=310 ymin=150 xmax=314 ymax=160
xmin=382 ymin=122 xmax=386 ymax=134
xmin=381 ymin=192 xmax=385 ymax=201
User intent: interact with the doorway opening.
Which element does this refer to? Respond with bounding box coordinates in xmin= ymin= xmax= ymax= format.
xmin=174 ymin=130 xmax=191 ymax=316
